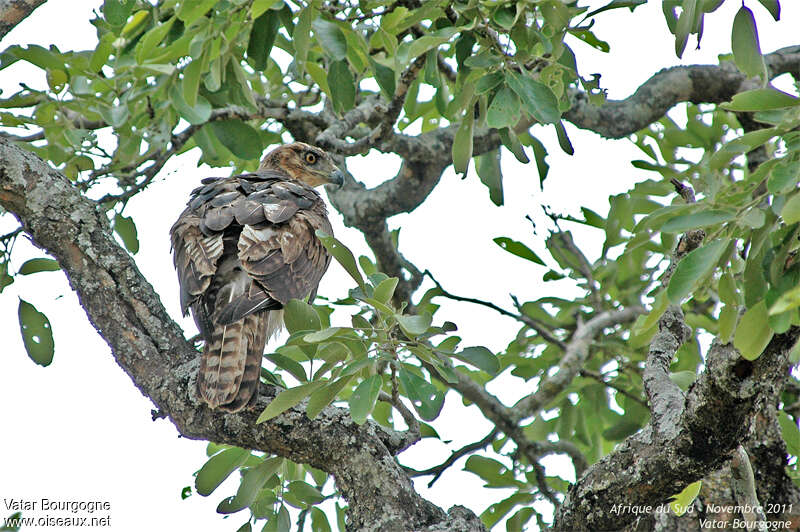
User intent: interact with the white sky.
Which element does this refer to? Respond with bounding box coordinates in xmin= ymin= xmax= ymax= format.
xmin=1 ymin=1 xmax=798 ymax=531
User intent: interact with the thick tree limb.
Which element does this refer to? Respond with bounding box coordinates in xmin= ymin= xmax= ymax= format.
xmin=564 ymin=45 xmax=800 ymax=139
xmin=553 ymin=333 xmax=796 ymax=531
xmin=643 ymin=306 xmax=691 ymax=439
xmin=0 ymin=137 xmax=487 ymax=532
xmin=0 ymin=0 xmax=46 ymax=39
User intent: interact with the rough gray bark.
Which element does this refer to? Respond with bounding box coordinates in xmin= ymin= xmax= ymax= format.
xmin=0 ymin=137 xmax=487 ymax=532
xmin=553 ymin=333 xmax=796 ymax=531
xmin=0 ymin=0 xmax=46 ymax=39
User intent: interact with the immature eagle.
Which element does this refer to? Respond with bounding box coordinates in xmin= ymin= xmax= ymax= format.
xmin=170 ymin=142 xmax=344 ymax=412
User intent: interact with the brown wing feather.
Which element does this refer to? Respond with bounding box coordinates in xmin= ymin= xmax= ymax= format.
xmin=171 ymin=168 xmax=333 ymax=413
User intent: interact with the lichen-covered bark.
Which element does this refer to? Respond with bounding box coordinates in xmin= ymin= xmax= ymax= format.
xmin=0 ymin=137 xmax=486 ymax=532
xmin=0 ymin=0 xmax=47 ymax=39
xmin=553 ymin=334 xmax=796 ymax=531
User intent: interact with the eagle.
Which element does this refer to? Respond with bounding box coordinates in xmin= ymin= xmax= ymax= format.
xmin=170 ymin=142 xmax=344 ymax=412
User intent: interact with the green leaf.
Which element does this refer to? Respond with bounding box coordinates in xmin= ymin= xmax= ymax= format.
xmin=602 ymin=419 xmax=642 ymax=440
xmin=248 ymin=10 xmax=280 ymax=72
xmin=228 ymin=457 xmax=283 ymax=511
xmin=373 ymin=277 xmax=399 ymax=304
xmin=0 ymin=262 xmax=13 ymax=294
xmin=316 ymin=231 xmax=365 ymax=290
xmin=475 ymin=149 xmax=503 ymax=206
xmin=781 ymin=192 xmax=800 ymax=224
xmin=452 ymin=106 xmax=474 ymax=174
xmin=778 ymin=411 xmax=800 ymax=456
xmin=90 ymin=34 xmax=114 ymax=72
xmin=169 ymin=83 xmax=211 ymax=125
xmin=452 ymin=346 xmax=500 ymax=375
xmin=475 ymin=71 xmax=504 ymax=94
xmin=104 ymin=0 xmax=134 ymax=27
xmin=195 ymin=447 xmax=250 ymax=496
xmin=756 ymin=0 xmax=780 ymax=21
xmin=768 ymin=159 xmax=800 ymax=194
xmin=768 ymin=284 xmax=800 ymax=315
xmin=307 ymin=375 xmax=353 ymax=419
xmin=505 ymin=70 xmax=560 ymax=124
xmin=493 ymin=237 xmax=545 ymax=265
xmin=734 ymin=300 xmax=773 ymax=360
xmin=370 ymin=58 xmax=396 ymax=99
xmin=177 ymin=0 xmax=216 ymax=24
xmin=349 ymin=375 xmax=381 ymax=425
xmin=268 ymin=350 xmax=308 ymax=382
xmin=310 ymin=508 xmax=332 ymax=532
xmin=209 ymin=120 xmax=264 ymax=160
xmin=284 ymin=299 xmax=321 ymax=334
xmin=667 ymin=239 xmax=728 ymax=303
xmin=718 ymin=304 xmax=737 ymax=343
xmin=251 ymin=0 xmax=282 ymax=19
xmin=731 ymin=6 xmax=765 ymax=78
xmin=257 ymin=381 xmax=325 ymax=423
xmin=182 ymin=57 xmax=204 ymax=108
xmin=486 ymin=87 xmax=520 ymax=129
xmin=313 ymin=18 xmax=347 ymax=61
xmin=464 ymin=455 xmax=508 ymax=483
xmin=669 ymin=370 xmax=697 ymax=391
xmin=722 ymin=88 xmax=799 ymax=112
xmin=397 ymin=27 xmax=459 ymax=65
xmin=18 ymin=258 xmax=60 ymax=275
xmin=263 ymin=505 xmax=291 ymax=532
xmin=136 ymin=16 xmax=175 ymax=64
xmin=498 ymin=128 xmax=528 ymax=164
xmin=669 ymin=481 xmax=702 ymax=516
xmin=527 ymin=134 xmax=549 ymax=186
xmin=661 ymin=210 xmax=736 ymax=233
xmin=673 ymin=0 xmax=697 ymax=58
xmin=397 ymin=312 xmax=433 ymax=337
xmin=286 ymin=481 xmax=325 ymax=505
xmin=18 ymin=298 xmax=54 ymax=366
xmin=554 ymin=120 xmax=574 ymax=155
xmin=398 ymin=367 xmax=445 ymax=421
xmin=718 ymin=272 xmax=738 ymax=306
xmin=113 ymin=214 xmax=139 ymax=254
xmin=328 ymin=60 xmax=356 ymax=114
xmin=303 ymin=327 xmax=341 ymax=343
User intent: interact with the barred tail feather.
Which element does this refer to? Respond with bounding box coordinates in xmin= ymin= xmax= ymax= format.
xmin=197 ymin=310 xmax=275 ymax=412
xmin=217 ymin=312 xmax=267 ymax=412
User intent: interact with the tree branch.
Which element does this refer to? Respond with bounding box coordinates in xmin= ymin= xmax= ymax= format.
xmin=564 ymin=45 xmax=800 ymax=139
xmin=553 ymin=332 xmax=797 ymax=531
xmin=643 ymin=306 xmax=691 ymax=438
xmin=0 ymin=137 xmax=486 ymax=532
xmin=513 ymin=307 xmax=645 ymax=421
xmin=0 ymin=0 xmax=47 ymax=39
xmin=407 ymin=429 xmax=499 ymax=488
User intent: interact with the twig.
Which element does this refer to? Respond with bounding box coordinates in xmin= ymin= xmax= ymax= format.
xmin=408 ymin=429 xmax=499 ymax=487
xmin=513 ymin=307 xmax=645 ymax=421
xmin=529 ymin=439 xmax=588 ymax=476
xmin=378 ymin=390 xmax=420 ymax=451
xmin=316 ymin=53 xmax=427 ymax=155
xmin=423 ymin=269 xmax=567 ymax=350
xmin=579 ymin=368 xmax=647 ymax=408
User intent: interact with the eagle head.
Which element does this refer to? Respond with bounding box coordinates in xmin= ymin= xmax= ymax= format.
xmin=258 ymin=142 xmax=345 ymax=188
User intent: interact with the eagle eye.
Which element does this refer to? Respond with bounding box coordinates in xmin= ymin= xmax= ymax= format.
xmin=305 ymin=152 xmax=318 ymax=164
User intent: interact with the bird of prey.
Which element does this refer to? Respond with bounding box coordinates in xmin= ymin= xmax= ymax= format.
xmin=170 ymin=142 xmax=344 ymax=412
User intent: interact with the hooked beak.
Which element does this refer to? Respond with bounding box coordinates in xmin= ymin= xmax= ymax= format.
xmin=328 ymin=169 xmax=345 ymax=188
